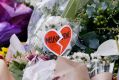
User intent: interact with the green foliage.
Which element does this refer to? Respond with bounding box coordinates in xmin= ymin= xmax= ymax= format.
xmin=70 ymin=0 xmax=119 ymax=54
xmin=79 ymin=0 xmax=119 ymax=37
xmin=70 ymin=31 xmax=99 ymax=54
xmin=9 ymin=51 xmax=27 ymax=80
xmin=9 ymin=61 xmax=26 ymax=80
xmin=62 ymin=0 xmax=89 ymax=19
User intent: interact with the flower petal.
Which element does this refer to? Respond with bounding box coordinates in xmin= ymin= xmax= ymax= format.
xmin=0 ymin=0 xmax=16 ymax=7
xmin=0 ymin=22 xmax=10 ymax=31
xmin=0 ymin=2 xmax=14 ymax=17
xmin=0 ymin=0 xmax=32 ymax=46
xmin=14 ymin=4 xmax=32 ymax=16
xmin=0 ymin=4 xmax=10 ymax=21
xmin=0 ymin=24 xmax=21 ymax=43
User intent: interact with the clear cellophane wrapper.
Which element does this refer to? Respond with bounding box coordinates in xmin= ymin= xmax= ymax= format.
xmin=89 ymin=55 xmax=114 ymax=80
xmin=22 ymin=56 xmax=90 ymax=80
xmin=27 ymin=0 xmax=79 ymax=55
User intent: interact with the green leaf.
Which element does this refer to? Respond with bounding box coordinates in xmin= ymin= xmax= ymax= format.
xmin=77 ymin=0 xmax=90 ymax=10
xmin=9 ymin=61 xmax=26 ymax=80
xmin=62 ymin=0 xmax=89 ymax=19
xmin=81 ymin=31 xmax=98 ymax=39
xmin=81 ymin=31 xmax=99 ymax=49
xmin=9 ymin=63 xmax=23 ymax=80
xmin=89 ymin=39 xmax=99 ymax=49
xmin=85 ymin=47 xmax=94 ymax=53
xmin=62 ymin=0 xmax=77 ymax=19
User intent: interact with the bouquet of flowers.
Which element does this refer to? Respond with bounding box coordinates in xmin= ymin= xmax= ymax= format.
xmin=1 ymin=0 xmax=119 ymax=80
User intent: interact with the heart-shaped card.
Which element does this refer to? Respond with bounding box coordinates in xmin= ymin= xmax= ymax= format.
xmin=44 ymin=25 xmax=72 ymax=56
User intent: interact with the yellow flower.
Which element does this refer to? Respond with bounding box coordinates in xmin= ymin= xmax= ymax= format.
xmin=1 ymin=47 xmax=8 ymax=53
xmin=0 ymin=51 xmax=5 ymax=57
xmin=0 ymin=47 xmax=8 ymax=58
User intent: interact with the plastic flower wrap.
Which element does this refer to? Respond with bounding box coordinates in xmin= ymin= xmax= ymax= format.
xmin=27 ymin=0 xmax=68 ymax=40
xmin=27 ymin=0 xmax=80 ymax=56
xmin=22 ymin=59 xmax=56 ymax=80
xmin=8 ymin=47 xmax=53 ymax=80
xmin=89 ymin=54 xmax=115 ymax=80
xmin=0 ymin=0 xmax=32 ymax=46
xmin=63 ymin=50 xmax=118 ymax=80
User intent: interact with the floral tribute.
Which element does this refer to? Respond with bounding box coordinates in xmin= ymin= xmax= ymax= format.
xmin=0 ymin=0 xmax=119 ymax=80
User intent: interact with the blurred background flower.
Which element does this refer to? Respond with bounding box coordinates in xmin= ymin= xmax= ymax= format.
xmin=0 ymin=0 xmax=32 ymax=47
xmin=0 ymin=47 xmax=8 ymax=59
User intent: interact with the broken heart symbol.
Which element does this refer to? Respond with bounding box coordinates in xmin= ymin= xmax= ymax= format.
xmin=44 ymin=25 xmax=72 ymax=56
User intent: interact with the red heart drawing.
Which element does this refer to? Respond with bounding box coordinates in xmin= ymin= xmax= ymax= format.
xmin=44 ymin=25 xmax=72 ymax=56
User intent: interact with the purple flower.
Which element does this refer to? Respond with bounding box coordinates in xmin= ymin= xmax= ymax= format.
xmin=0 ymin=0 xmax=32 ymax=46
xmin=27 ymin=54 xmax=35 ymax=61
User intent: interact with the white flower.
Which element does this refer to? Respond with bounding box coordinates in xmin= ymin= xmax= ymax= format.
xmin=35 ymin=50 xmax=40 ymax=55
xmin=72 ymin=52 xmax=80 ymax=59
xmin=91 ymin=52 xmax=101 ymax=60
xmin=63 ymin=56 xmax=71 ymax=59
xmin=72 ymin=52 xmax=90 ymax=63
xmin=45 ymin=16 xmax=69 ymax=29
